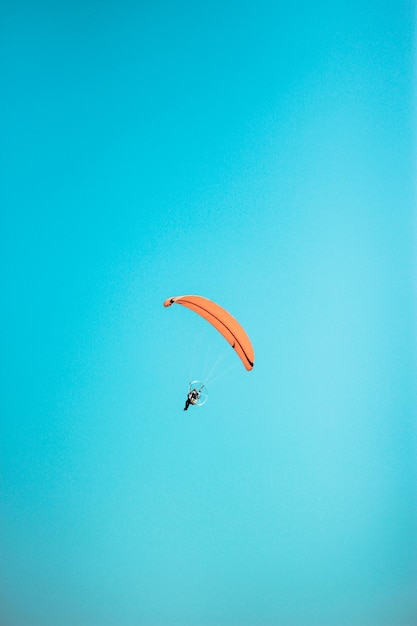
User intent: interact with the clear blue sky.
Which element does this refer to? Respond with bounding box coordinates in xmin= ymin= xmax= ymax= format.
xmin=1 ymin=1 xmax=416 ymax=625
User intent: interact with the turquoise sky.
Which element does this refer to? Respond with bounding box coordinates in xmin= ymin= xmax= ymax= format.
xmin=1 ymin=2 xmax=416 ymax=625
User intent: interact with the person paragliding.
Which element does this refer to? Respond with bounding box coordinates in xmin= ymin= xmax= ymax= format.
xmin=183 ymin=381 xmax=208 ymax=411
xmin=164 ymin=295 xmax=254 ymax=410
xmin=183 ymin=388 xmax=200 ymax=411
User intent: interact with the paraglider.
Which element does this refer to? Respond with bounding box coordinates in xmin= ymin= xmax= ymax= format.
xmin=184 ymin=388 xmax=199 ymax=411
xmin=183 ymin=381 xmax=208 ymax=410
xmin=164 ymin=295 xmax=254 ymax=409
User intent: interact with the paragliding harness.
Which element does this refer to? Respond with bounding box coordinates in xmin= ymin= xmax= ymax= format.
xmin=184 ymin=389 xmax=200 ymax=411
xmin=183 ymin=381 xmax=208 ymax=411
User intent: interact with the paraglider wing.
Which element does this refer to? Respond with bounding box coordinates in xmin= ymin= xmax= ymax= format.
xmin=164 ymin=295 xmax=254 ymax=370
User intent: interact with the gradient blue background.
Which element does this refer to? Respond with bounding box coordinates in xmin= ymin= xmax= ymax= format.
xmin=1 ymin=2 xmax=416 ymax=625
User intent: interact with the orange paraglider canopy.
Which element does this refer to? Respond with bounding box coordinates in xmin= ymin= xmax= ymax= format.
xmin=164 ymin=295 xmax=254 ymax=370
